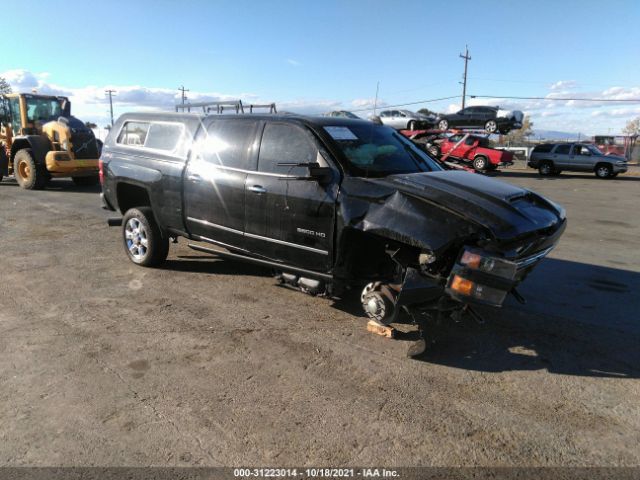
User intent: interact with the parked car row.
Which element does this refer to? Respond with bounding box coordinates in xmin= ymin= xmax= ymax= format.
xmin=324 ymin=105 xmax=525 ymax=135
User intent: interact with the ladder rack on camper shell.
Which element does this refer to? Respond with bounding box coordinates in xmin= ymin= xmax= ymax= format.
xmin=175 ymin=100 xmax=277 ymax=115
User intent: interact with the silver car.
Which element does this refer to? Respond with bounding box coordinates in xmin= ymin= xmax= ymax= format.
xmin=377 ymin=109 xmax=436 ymax=131
xmin=528 ymin=143 xmax=628 ymax=178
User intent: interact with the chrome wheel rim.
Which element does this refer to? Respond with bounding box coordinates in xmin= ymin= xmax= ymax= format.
xmin=475 ymin=158 xmax=486 ymax=169
xmin=486 ymin=121 xmax=497 ymax=133
xmin=125 ymin=218 xmax=148 ymax=260
xmin=541 ymin=164 xmax=551 ymax=175
xmin=438 ymin=120 xmax=448 ymax=130
xmin=597 ymin=167 xmax=609 ymax=177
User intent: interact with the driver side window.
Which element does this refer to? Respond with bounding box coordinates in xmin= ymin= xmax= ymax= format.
xmin=258 ymin=123 xmax=317 ymax=176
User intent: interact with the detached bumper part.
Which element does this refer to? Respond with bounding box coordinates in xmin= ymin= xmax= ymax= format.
xmin=445 ymin=248 xmax=518 ymax=307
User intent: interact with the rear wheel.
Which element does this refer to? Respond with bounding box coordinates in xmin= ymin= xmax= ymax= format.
xmin=473 ymin=156 xmax=488 ymax=172
xmin=122 ymin=207 xmax=169 ymax=267
xmin=595 ymin=164 xmax=612 ymax=179
xmin=538 ymin=161 xmax=554 ymax=176
xmin=499 ymin=127 xmax=510 ymax=135
xmin=437 ymin=119 xmax=449 ymax=131
xmin=484 ymin=120 xmax=498 ymax=134
xmin=14 ymin=148 xmax=46 ymax=190
xmin=72 ymin=175 xmax=99 ymax=186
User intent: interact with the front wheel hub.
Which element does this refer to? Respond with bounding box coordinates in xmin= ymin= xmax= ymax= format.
xmin=361 ymin=282 xmax=399 ymax=325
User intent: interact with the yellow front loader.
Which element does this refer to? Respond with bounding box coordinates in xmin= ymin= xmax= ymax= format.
xmin=0 ymin=93 xmax=101 ymax=189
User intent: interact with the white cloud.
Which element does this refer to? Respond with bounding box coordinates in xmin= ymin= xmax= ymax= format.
xmin=550 ymin=80 xmax=577 ymax=91
xmin=286 ymin=58 xmax=302 ymax=66
xmin=3 ymin=69 xmax=639 ymax=135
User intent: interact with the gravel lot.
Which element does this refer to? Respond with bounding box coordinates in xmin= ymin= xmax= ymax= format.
xmin=0 ymin=170 xmax=639 ymax=467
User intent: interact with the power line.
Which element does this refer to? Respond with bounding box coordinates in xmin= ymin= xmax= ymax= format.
xmin=350 ymin=95 xmax=462 ymax=113
xmin=470 ymin=94 xmax=640 ymax=102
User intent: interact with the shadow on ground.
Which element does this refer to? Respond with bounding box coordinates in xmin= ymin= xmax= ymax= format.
xmin=0 ymin=178 xmax=102 ymax=193
xmin=168 ymin=253 xmax=640 ymax=378
xmin=487 ymin=171 xmax=640 ymax=181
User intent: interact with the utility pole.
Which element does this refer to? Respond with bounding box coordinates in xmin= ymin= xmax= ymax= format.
xmin=373 ymin=81 xmax=379 ymax=116
xmin=179 ymin=85 xmax=189 ymax=105
xmin=105 ymin=89 xmax=116 ymax=126
xmin=459 ymin=45 xmax=471 ymax=109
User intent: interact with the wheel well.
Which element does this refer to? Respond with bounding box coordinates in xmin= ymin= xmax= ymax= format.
xmin=334 ymin=229 xmax=415 ymax=283
xmin=595 ymin=161 xmax=612 ymax=170
xmin=474 ymin=154 xmax=488 ymax=161
xmin=10 ymin=139 xmax=31 ymax=165
xmin=541 ymin=159 xmax=554 ymax=166
xmin=116 ymin=183 xmax=151 ymax=214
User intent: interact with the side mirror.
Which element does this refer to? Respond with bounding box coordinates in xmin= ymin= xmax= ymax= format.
xmin=308 ymin=163 xmax=333 ymax=184
xmin=275 ymin=161 xmax=333 ymax=184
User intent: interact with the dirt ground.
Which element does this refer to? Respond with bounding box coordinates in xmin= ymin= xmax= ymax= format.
xmin=0 ymin=170 xmax=639 ymax=467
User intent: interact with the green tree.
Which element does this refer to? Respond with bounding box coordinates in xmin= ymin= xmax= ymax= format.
xmin=502 ymin=116 xmax=533 ymax=144
xmin=0 ymin=76 xmax=12 ymax=94
xmin=622 ymin=117 xmax=640 ymax=136
xmin=85 ymin=121 xmax=98 ymax=129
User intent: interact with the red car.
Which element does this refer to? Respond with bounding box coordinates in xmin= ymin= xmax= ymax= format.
xmin=438 ymin=134 xmax=514 ymax=172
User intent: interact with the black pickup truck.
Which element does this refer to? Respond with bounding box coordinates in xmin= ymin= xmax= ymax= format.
xmin=101 ymin=112 xmax=566 ymax=350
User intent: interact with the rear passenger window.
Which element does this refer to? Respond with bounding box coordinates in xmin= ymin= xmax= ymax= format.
xmin=201 ymin=120 xmax=258 ymax=170
xmin=258 ymin=123 xmax=317 ymax=176
xmin=554 ymin=145 xmax=571 ymax=154
xmin=534 ymin=144 xmax=554 ymax=153
xmin=117 ymin=121 xmax=149 ymax=146
xmin=145 ymin=123 xmax=184 ymax=151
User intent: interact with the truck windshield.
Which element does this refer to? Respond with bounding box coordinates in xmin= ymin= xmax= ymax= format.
xmin=324 ymin=124 xmax=443 ymax=178
xmin=25 ymin=97 xmax=65 ymax=123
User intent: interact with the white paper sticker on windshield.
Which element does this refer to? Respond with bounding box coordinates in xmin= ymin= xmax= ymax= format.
xmin=324 ymin=126 xmax=358 ymax=141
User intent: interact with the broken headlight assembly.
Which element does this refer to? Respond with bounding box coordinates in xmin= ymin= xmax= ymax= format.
xmin=445 ymin=247 xmax=517 ymax=307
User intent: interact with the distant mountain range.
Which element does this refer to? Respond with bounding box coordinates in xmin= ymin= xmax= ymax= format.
xmin=531 ymin=129 xmax=589 ymax=141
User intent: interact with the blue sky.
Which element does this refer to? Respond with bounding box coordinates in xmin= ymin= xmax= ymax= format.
xmin=2 ymin=0 xmax=639 ymax=134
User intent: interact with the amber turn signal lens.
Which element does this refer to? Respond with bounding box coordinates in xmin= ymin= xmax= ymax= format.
xmin=460 ymin=251 xmax=482 ymax=269
xmin=450 ymin=275 xmax=474 ymax=296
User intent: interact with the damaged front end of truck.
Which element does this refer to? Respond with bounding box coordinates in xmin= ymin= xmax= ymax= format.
xmin=333 ymin=170 xmax=566 ymax=354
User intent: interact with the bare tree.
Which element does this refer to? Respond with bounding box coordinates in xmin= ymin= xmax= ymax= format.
xmin=0 ymin=76 xmax=12 ymax=94
xmin=623 ymin=117 xmax=640 ymax=136
xmin=502 ymin=116 xmax=534 ymax=145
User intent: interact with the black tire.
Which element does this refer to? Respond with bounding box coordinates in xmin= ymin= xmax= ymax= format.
xmin=551 ymin=169 xmax=562 ymax=176
xmin=14 ymin=148 xmax=46 ymax=190
xmin=72 ymin=175 xmax=99 ymax=186
xmin=0 ymin=174 xmax=3 ymax=182
xmin=538 ymin=161 xmax=554 ymax=176
xmin=484 ymin=119 xmax=498 ymax=134
xmin=473 ymin=156 xmax=488 ymax=172
xmin=408 ymin=120 xmax=416 ymax=131
xmin=610 ymin=172 xmax=619 ymax=178
xmin=437 ymin=119 xmax=449 ymax=131
xmin=122 ymin=207 xmax=169 ymax=267
xmin=595 ymin=164 xmax=612 ymax=179
xmin=499 ymin=127 xmax=510 ymax=135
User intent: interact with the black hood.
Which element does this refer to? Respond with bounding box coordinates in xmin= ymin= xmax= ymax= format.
xmin=341 ymin=171 xmax=565 ymax=245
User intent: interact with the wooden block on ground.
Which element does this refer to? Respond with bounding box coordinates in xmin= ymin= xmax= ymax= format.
xmin=367 ymin=320 xmax=395 ymax=338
